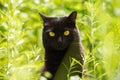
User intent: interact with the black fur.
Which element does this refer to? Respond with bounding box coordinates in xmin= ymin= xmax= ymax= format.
xmin=39 ymin=11 xmax=84 ymax=80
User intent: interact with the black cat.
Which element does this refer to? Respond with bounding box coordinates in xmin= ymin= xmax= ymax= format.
xmin=39 ymin=11 xmax=84 ymax=80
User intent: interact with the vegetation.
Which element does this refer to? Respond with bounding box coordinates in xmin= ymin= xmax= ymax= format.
xmin=0 ymin=0 xmax=120 ymax=80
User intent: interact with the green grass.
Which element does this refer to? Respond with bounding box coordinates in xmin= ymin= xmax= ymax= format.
xmin=0 ymin=0 xmax=120 ymax=80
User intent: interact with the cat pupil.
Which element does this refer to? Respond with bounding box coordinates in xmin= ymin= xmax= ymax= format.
xmin=49 ymin=31 xmax=55 ymax=37
xmin=64 ymin=30 xmax=70 ymax=36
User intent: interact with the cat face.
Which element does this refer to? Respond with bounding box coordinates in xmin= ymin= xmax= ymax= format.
xmin=40 ymin=11 xmax=77 ymax=50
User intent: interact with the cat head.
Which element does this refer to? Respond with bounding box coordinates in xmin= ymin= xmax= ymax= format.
xmin=39 ymin=11 xmax=77 ymax=50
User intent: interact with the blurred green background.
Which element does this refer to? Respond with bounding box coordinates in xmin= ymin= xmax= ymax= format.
xmin=0 ymin=0 xmax=120 ymax=80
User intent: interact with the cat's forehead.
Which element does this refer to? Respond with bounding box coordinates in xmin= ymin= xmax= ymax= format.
xmin=44 ymin=17 xmax=67 ymax=26
xmin=43 ymin=16 xmax=75 ymax=31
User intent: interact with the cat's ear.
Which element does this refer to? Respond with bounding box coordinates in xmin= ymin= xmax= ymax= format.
xmin=39 ymin=13 xmax=48 ymax=22
xmin=67 ymin=11 xmax=77 ymax=21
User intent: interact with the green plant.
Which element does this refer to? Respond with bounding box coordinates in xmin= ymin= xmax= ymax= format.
xmin=0 ymin=0 xmax=120 ymax=80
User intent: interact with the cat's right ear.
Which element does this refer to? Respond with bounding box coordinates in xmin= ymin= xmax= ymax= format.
xmin=39 ymin=13 xmax=47 ymax=22
xmin=67 ymin=11 xmax=77 ymax=21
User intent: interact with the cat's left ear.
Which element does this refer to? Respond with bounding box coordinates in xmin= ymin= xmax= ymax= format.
xmin=67 ymin=11 xmax=77 ymax=21
xmin=39 ymin=13 xmax=47 ymax=22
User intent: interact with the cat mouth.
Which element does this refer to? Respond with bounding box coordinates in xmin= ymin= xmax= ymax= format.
xmin=54 ymin=44 xmax=67 ymax=50
xmin=50 ymin=41 xmax=68 ymax=50
xmin=55 ymin=47 xmax=66 ymax=50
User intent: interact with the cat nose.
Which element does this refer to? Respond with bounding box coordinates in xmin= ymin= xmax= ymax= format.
xmin=58 ymin=37 xmax=62 ymax=43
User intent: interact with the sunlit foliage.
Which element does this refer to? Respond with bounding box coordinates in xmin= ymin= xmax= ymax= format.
xmin=0 ymin=0 xmax=120 ymax=80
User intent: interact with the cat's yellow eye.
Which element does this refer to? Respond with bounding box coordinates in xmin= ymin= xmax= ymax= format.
xmin=49 ymin=31 xmax=55 ymax=37
xmin=64 ymin=30 xmax=70 ymax=36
